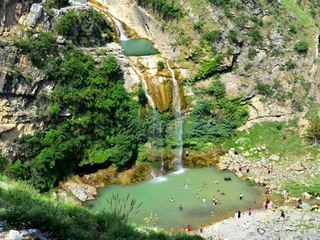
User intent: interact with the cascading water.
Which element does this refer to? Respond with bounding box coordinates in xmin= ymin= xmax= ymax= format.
xmin=113 ymin=18 xmax=128 ymax=41
xmin=133 ymin=66 xmax=164 ymax=173
xmin=166 ymin=61 xmax=183 ymax=170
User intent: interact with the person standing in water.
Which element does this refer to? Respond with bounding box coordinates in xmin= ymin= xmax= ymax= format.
xmin=203 ymin=198 xmax=207 ymax=203
xmin=235 ymin=211 xmax=238 ymax=219
xmin=240 ymin=193 xmax=243 ymax=200
xmin=199 ymin=225 xmax=203 ymax=233
xmin=196 ymin=194 xmax=200 ymax=198
xmin=179 ymin=204 xmax=183 ymax=211
xmin=238 ymin=210 xmax=241 ymax=218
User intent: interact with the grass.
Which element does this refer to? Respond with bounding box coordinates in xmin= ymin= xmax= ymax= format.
xmin=225 ymin=120 xmax=319 ymax=161
xmin=0 ymin=175 xmax=203 ymax=240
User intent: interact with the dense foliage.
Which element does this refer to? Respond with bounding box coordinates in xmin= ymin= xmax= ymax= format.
xmin=11 ymin=34 xmax=146 ymax=190
xmin=135 ymin=0 xmax=182 ymax=21
xmin=184 ymin=80 xmax=249 ymax=140
xmin=192 ymin=54 xmax=224 ymax=81
xmin=306 ymin=117 xmax=320 ymax=144
xmin=56 ymin=9 xmax=113 ymax=46
xmin=0 ymin=178 xmax=203 ymax=240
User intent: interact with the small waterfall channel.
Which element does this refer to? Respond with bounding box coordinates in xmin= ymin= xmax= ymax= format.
xmin=167 ymin=61 xmax=183 ymax=170
xmin=133 ymin=66 xmax=164 ymax=173
xmin=113 ymin=18 xmax=128 ymax=41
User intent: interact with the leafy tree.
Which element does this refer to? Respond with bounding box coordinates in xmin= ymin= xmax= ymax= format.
xmin=306 ymin=117 xmax=320 ymax=144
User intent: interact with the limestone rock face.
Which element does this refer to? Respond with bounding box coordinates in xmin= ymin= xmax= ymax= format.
xmin=0 ymin=0 xmax=28 ymax=33
xmin=26 ymin=4 xmax=43 ymax=28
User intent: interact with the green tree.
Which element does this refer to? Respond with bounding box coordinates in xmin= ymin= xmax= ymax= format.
xmin=306 ymin=117 xmax=320 ymax=144
xmin=294 ymin=40 xmax=308 ymax=54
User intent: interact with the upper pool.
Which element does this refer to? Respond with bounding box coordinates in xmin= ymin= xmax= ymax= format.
xmin=88 ymin=167 xmax=272 ymax=232
xmin=119 ymin=39 xmax=159 ymax=56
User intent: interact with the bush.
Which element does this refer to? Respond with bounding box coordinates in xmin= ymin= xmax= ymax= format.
xmin=244 ymin=63 xmax=253 ymax=71
xmin=249 ymin=29 xmax=263 ymax=45
xmin=256 ymin=83 xmax=273 ymax=96
xmin=56 ymin=11 xmax=77 ymax=36
xmin=228 ymin=30 xmax=238 ymax=44
xmin=294 ymin=40 xmax=308 ymax=53
xmin=289 ymin=24 xmax=298 ymax=34
xmin=193 ymin=54 xmax=224 ymax=81
xmin=247 ymin=49 xmax=257 ymax=60
xmin=306 ymin=117 xmax=320 ymax=144
xmin=286 ymin=59 xmax=297 ymax=70
xmin=203 ymin=30 xmax=222 ymax=42
xmin=157 ymin=61 xmax=165 ymax=70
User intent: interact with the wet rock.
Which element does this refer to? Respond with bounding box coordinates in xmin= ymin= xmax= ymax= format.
xmin=26 ymin=4 xmax=43 ymax=28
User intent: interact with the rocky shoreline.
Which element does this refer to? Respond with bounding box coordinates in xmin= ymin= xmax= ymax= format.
xmin=189 ymin=206 xmax=320 ymax=240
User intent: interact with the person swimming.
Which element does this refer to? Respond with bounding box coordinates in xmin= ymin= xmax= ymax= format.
xmin=221 ymin=192 xmax=225 ymax=195
xmin=196 ymin=194 xmax=200 ymax=198
xmin=224 ymin=177 xmax=231 ymax=181
xmin=170 ymin=198 xmax=174 ymax=202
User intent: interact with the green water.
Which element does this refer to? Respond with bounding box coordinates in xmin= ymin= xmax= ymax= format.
xmin=119 ymin=39 xmax=159 ymax=56
xmin=88 ymin=167 xmax=269 ymax=232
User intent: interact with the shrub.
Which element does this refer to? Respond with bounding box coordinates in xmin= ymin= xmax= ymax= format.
xmin=193 ymin=54 xmax=224 ymax=81
xmin=256 ymin=83 xmax=273 ymax=96
xmin=56 ymin=11 xmax=78 ymax=36
xmin=244 ymin=63 xmax=253 ymax=71
xmin=203 ymin=30 xmax=222 ymax=42
xmin=249 ymin=29 xmax=263 ymax=45
xmin=286 ymin=59 xmax=297 ymax=70
xmin=228 ymin=30 xmax=238 ymax=44
xmin=157 ymin=60 xmax=165 ymax=70
xmin=289 ymin=24 xmax=298 ymax=34
xmin=294 ymin=40 xmax=308 ymax=53
xmin=247 ymin=49 xmax=257 ymax=60
xmin=306 ymin=117 xmax=320 ymax=144
xmin=205 ymin=80 xmax=226 ymax=99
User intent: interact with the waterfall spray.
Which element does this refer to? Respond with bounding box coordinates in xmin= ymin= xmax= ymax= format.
xmin=133 ymin=66 xmax=164 ymax=173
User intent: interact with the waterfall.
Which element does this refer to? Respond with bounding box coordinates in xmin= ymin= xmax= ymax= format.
xmin=113 ymin=18 xmax=128 ymax=41
xmin=133 ymin=66 xmax=164 ymax=172
xmin=166 ymin=61 xmax=183 ymax=170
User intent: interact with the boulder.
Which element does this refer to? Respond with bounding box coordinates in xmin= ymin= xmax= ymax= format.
xmin=269 ymin=154 xmax=280 ymax=161
xmin=56 ymin=36 xmax=66 ymax=45
xmin=302 ymin=192 xmax=312 ymax=200
xmin=20 ymin=229 xmax=46 ymax=240
xmin=290 ymin=162 xmax=304 ymax=171
xmin=300 ymin=202 xmax=312 ymax=211
xmin=5 ymin=230 xmax=23 ymax=240
xmin=26 ymin=4 xmax=43 ymax=28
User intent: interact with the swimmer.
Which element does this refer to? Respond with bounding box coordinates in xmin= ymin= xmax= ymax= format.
xmin=215 ymin=189 xmax=220 ymax=192
xmin=170 ymin=197 xmax=174 ymax=202
xmin=179 ymin=204 xmax=183 ymax=211
xmin=221 ymin=192 xmax=225 ymax=195
xmin=196 ymin=194 xmax=200 ymax=198
xmin=203 ymin=198 xmax=207 ymax=203
xmin=203 ymin=183 xmax=206 ymax=187
xmin=215 ymin=181 xmax=218 ymax=184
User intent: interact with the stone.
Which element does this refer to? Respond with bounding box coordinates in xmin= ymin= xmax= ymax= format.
xmin=20 ymin=229 xmax=46 ymax=240
xmin=290 ymin=162 xmax=304 ymax=171
xmin=269 ymin=154 xmax=279 ymax=161
xmin=261 ymin=145 xmax=266 ymax=150
xmin=5 ymin=230 xmax=23 ymax=240
xmin=302 ymin=192 xmax=312 ymax=200
xmin=56 ymin=36 xmax=66 ymax=45
xmin=26 ymin=4 xmax=43 ymax=28
xmin=16 ymin=31 xmax=23 ymax=39
xmin=300 ymin=202 xmax=312 ymax=211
